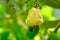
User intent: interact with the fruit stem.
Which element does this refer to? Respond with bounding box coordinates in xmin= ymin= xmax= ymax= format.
xmin=34 ymin=0 xmax=38 ymax=8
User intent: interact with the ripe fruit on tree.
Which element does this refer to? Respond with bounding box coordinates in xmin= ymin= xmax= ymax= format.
xmin=25 ymin=7 xmax=43 ymax=32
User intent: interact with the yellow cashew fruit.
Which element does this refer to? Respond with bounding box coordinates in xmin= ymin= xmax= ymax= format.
xmin=25 ymin=7 xmax=43 ymax=27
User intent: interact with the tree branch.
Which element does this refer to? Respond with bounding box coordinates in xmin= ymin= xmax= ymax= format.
xmin=54 ymin=22 xmax=60 ymax=33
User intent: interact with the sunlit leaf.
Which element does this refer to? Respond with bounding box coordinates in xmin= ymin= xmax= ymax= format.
xmin=41 ymin=5 xmax=56 ymax=21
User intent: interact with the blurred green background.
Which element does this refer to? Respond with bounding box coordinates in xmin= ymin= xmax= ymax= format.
xmin=0 ymin=0 xmax=60 ymax=40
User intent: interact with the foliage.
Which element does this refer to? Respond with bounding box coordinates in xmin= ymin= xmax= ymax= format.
xmin=0 ymin=0 xmax=60 ymax=40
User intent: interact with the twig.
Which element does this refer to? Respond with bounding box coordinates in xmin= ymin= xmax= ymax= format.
xmin=54 ymin=22 xmax=60 ymax=33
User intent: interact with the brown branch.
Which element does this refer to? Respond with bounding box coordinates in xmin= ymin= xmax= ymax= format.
xmin=54 ymin=22 xmax=60 ymax=33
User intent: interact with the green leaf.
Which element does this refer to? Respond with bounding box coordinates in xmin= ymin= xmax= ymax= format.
xmin=26 ymin=0 xmax=35 ymax=11
xmin=41 ymin=20 xmax=60 ymax=28
xmin=26 ymin=29 xmax=38 ymax=39
xmin=6 ymin=2 xmax=16 ymax=15
xmin=48 ymin=31 xmax=58 ymax=40
xmin=0 ymin=19 xmax=3 ymax=26
xmin=1 ymin=31 xmax=10 ymax=40
xmin=0 ymin=4 xmax=6 ymax=17
xmin=41 ymin=5 xmax=56 ymax=22
xmin=42 ymin=0 xmax=60 ymax=8
xmin=39 ymin=26 xmax=47 ymax=36
xmin=12 ymin=23 xmax=24 ymax=40
xmin=56 ymin=28 xmax=60 ymax=40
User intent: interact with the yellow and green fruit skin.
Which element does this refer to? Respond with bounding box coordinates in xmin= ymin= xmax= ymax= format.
xmin=25 ymin=7 xmax=43 ymax=27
